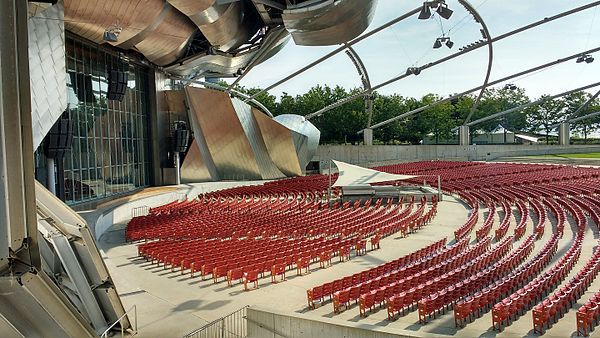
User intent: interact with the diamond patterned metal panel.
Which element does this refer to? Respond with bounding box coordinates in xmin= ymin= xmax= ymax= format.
xmin=28 ymin=3 xmax=67 ymax=150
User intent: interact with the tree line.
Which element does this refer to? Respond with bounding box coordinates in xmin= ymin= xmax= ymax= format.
xmin=234 ymin=84 xmax=600 ymax=145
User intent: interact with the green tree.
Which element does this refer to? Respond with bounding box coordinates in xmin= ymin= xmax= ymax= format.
xmin=526 ymin=96 xmax=567 ymax=144
xmin=564 ymin=92 xmax=600 ymax=143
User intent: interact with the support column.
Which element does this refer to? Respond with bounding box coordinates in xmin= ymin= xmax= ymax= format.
xmin=558 ymin=122 xmax=570 ymax=145
xmin=174 ymin=152 xmax=181 ymax=185
xmin=363 ymin=128 xmax=373 ymax=146
xmin=458 ymin=125 xmax=470 ymax=145
xmin=47 ymin=157 xmax=56 ymax=195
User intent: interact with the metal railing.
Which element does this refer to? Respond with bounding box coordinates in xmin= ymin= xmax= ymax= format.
xmin=101 ymin=305 xmax=137 ymax=338
xmin=182 ymin=306 xmax=249 ymax=338
xmin=131 ymin=205 xmax=150 ymax=218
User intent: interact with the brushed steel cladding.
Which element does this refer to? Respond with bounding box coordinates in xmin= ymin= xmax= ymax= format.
xmin=273 ymin=114 xmax=320 ymax=169
xmin=28 ymin=3 xmax=68 ymax=149
xmin=230 ymin=99 xmax=285 ymax=179
xmin=63 ymin=0 xmax=195 ymax=66
xmin=252 ymin=110 xmax=303 ymax=176
xmin=282 ymin=0 xmax=378 ymax=46
xmin=132 ymin=4 xmax=195 ymax=65
xmin=165 ymin=27 xmax=290 ymax=77
xmin=168 ymin=0 xmax=258 ymax=52
xmin=290 ymin=130 xmax=310 ymax=172
xmin=185 ymin=87 xmax=263 ymax=180
xmin=180 ymin=139 xmax=213 ymax=182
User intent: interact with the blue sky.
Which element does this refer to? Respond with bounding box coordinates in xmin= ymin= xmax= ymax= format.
xmin=230 ymin=0 xmax=600 ymax=101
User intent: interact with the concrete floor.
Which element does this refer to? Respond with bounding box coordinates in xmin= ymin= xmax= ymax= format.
xmin=98 ymin=192 xmax=600 ymax=338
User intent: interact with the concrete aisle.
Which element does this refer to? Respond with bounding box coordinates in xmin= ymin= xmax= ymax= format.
xmin=99 ymin=195 xmax=467 ymax=337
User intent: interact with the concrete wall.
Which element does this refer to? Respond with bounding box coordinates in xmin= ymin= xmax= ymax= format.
xmin=246 ymin=307 xmax=441 ymax=338
xmin=78 ymin=181 xmax=267 ymax=240
xmin=314 ymin=144 xmax=600 ymax=168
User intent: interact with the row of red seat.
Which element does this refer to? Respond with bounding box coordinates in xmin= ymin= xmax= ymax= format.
xmin=359 ymin=236 xmax=492 ymax=317
xmin=491 ymin=198 xmax=585 ymax=331
xmin=577 ymin=291 xmax=600 ymax=336
xmin=475 ymin=203 xmax=496 ymax=241
xmin=414 ymin=235 xmax=523 ymax=323
xmin=453 ymin=192 xmax=479 ymax=240
xmin=307 ymin=239 xmax=446 ymax=309
xmin=454 ymin=234 xmax=557 ymax=327
xmin=533 ymin=199 xmax=600 ymax=334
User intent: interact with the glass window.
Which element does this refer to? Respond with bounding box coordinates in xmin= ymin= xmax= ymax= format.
xmin=63 ymin=35 xmax=152 ymax=205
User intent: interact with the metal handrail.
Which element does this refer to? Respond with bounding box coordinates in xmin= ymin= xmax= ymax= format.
xmin=182 ymin=305 xmax=249 ymax=338
xmin=101 ymin=305 xmax=137 ymax=338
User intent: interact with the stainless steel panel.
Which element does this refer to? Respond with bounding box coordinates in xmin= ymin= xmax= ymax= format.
xmin=41 ymin=222 xmax=107 ymax=333
xmin=35 ymin=181 xmax=130 ymax=332
xmin=252 ymin=110 xmax=303 ymax=176
xmin=273 ymin=114 xmax=320 ymax=169
xmin=0 ymin=272 xmax=96 ymax=338
xmin=282 ymin=0 xmax=377 ymax=46
xmin=231 ymin=99 xmax=285 ymax=179
xmin=131 ymin=4 xmax=195 ymax=65
xmin=290 ymin=129 xmax=310 ymax=170
xmin=180 ymin=139 xmax=214 ymax=182
xmin=185 ymin=87 xmax=262 ymax=180
xmin=63 ymin=0 xmax=195 ymax=66
xmin=28 ymin=4 xmax=67 ymax=149
xmin=168 ymin=0 xmax=258 ymax=52
xmin=166 ymin=27 xmax=290 ymax=77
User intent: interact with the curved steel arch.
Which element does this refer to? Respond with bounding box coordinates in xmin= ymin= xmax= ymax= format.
xmin=459 ymin=0 xmax=493 ymax=124
xmin=344 ymin=45 xmax=374 ymax=127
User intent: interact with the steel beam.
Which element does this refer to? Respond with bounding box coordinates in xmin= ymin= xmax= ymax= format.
xmin=568 ymin=110 xmax=600 ymax=124
xmin=462 ymin=81 xmax=600 ymax=128
xmin=359 ymin=45 xmax=600 ymax=133
xmin=246 ymin=6 xmax=422 ymax=101
xmin=310 ymin=1 xmax=600 ymax=122
xmin=0 ymin=0 xmax=39 ymax=272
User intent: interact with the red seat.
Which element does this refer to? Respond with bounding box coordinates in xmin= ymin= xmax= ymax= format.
xmin=244 ymin=270 xmax=259 ymax=291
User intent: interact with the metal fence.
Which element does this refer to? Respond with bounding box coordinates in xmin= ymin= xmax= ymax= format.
xmin=131 ymin=205 xmax=150 ymax=218
xmin=182 ymin=306 xmax=249 ymax=338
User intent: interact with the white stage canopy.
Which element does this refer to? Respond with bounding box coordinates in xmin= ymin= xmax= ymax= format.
xmin=331 ymin=160 xmax=416 ymax=187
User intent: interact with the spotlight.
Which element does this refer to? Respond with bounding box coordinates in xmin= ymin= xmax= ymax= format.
xmin=436 ymin=3 xmax=453 ymax=20
xmin=418 ymin=2 xmax=432 ymax=20
xmin=103 ymin=25 xmax=122 ymax=42
xmin=433 ymin=39 xmax=442 ymax=49
xmin=406 ymin=67 xmax=421 ymax=75
xmin=576 ymin=54 xmax=594 ymax=64
xmin=445 ymin=39 xmax=454 ymax=49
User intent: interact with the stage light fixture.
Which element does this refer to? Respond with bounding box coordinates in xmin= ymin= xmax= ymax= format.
xmin=418 ymin=3 xmax=432 ymax=20
xmin=436 ymin=3 xmax=453 ymax=20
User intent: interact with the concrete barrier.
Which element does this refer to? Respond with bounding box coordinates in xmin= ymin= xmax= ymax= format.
xmin=78 ymin=181 xmax=267 ymax=240
xmin=246 ymin=307 xmax=446 ymax=338
xmin=314 ymin=144 xmax=600 ymax=168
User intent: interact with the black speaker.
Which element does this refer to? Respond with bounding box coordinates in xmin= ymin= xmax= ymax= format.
xmin=107 ymin=70 xmax=128 ymax=101
xmin=44 ymin=118 xmax=73 ymax=159
xmin=173 ymin=128 xmax=190 ymax=153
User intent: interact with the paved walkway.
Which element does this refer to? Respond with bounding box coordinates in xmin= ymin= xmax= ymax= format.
xmin=98 ymin=195 xmax=466 ymax=337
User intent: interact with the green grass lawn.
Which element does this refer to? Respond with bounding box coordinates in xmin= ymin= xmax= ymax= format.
xmin=529 ymin=153 xmax=600 ymax=159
